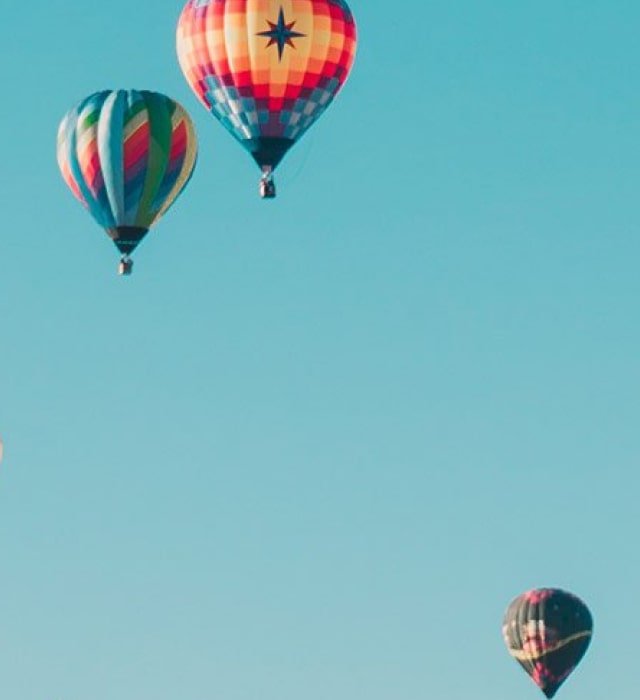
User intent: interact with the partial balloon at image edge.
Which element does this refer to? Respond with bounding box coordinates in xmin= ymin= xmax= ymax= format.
xmin=502 ymin=588 xmax=593 ymax=698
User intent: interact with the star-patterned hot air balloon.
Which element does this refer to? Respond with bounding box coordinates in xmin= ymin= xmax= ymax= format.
xmin=57 ymin=90 xmax=198 ymax=275
xmin=502 ymin=588 xmax=593 ymax=698
xmin=176 ymin=0 xmax=357 ymax=198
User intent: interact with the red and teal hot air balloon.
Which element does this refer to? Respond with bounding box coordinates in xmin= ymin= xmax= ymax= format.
xmin=176 ymin=0 xmax=357 ymax=198
xmin=503 ymin=588 xmax=593 ymax=698
xmin=57 ymin=90 xmax=198 ymax=275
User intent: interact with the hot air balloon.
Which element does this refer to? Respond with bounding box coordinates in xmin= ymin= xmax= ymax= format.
xmin=502 ymin=588 xmax=593 ymax=698
xmin=57 ymin=90 xmax=198 ymax=275
xmin=176 ymin=0 xmax=357 ymax=198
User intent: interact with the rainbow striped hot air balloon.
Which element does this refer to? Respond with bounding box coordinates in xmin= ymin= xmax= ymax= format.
xmin=57 ymin=90 xmax=198 ymax=274
xmin=176 ymin=0 xmax=357 ymax=198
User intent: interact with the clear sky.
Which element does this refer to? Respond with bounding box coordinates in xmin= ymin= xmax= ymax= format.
xmin=1 ymin=1 xmax=639 ymax=698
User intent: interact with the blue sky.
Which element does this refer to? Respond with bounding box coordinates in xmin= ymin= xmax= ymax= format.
xmin=1 ymin=1 xmax=639 ymax=698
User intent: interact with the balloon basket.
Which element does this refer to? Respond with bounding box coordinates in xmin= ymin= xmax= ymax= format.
xmin=118 ymin=256 xmax=133 ymax=276
xmin=260 ymin=168 xmax=276 ymax=199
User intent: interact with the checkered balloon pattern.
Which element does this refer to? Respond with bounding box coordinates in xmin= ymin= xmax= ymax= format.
xmin=176 ymin=0 xmax=357 ymax=170
xmin=502 ymin=588 xmax=593 ymax=698
xmin=57 ymin=90 xmax=197 ymax=253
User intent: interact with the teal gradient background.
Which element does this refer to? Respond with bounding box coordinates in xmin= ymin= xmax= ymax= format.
xmin=0 ymin=1 xmax=638 ymax=698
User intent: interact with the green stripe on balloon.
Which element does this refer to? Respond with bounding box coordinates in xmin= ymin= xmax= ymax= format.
xmin=136 ymin=92 xmax=173 ymax=227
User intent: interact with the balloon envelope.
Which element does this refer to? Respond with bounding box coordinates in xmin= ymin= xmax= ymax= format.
xmin=176 ymin=0 xmax=357 ymax=173
xmin=57 ymin=89 xmax=198 ymax=256
xmin=502 ymin=588 xmax=593 ymax=698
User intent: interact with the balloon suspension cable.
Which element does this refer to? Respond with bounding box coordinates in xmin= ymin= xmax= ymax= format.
xmin=118 ymin=255 xmax=134 ymax=276
xmin=259 ymin=166 xmax=276 ymax=199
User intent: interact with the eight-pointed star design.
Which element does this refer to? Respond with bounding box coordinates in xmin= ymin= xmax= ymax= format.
xmin=257 ymin=8 xmax=306 ymax=60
